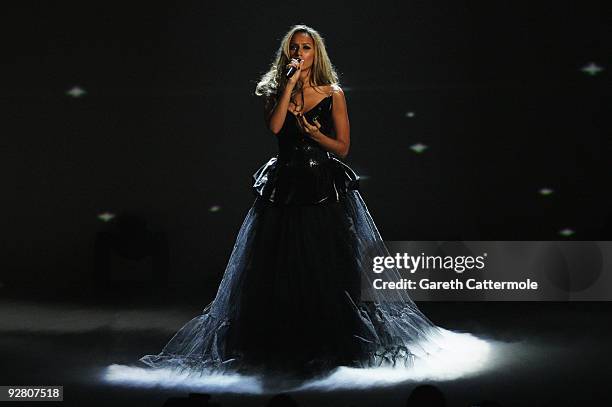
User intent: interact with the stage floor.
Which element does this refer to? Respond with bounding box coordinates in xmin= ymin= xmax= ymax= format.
xmin=0 ymin=288 xmax=609 ymax=406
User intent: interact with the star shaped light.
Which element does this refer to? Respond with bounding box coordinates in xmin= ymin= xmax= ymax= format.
xmin=410 ymin=143 xmax=428 ymax=154
xmin=580 ymin=62 xmax=603 ymax=76
xmin=539 ymin=188 xmax=554 ymax=196
xmin=97 ymin=211 xmax=116 ymax=222
xmin=66 ymin=86 xmax=87 ymax=98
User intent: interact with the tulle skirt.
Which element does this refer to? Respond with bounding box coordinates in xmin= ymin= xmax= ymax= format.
xmin=140 ymin=190 xmax=442 ymax=378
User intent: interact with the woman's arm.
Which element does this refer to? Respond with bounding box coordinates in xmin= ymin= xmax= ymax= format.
xmin=266 ymin=59 xmax=304 ymax=134
xmin=302 ymin=86 xmax=350 ymax=159
xmin=266 ymin=83 xmax=296 ymax=134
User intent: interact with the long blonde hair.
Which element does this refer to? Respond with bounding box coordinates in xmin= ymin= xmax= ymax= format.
xmin=255 ymin=25 xmax=340 ymax=105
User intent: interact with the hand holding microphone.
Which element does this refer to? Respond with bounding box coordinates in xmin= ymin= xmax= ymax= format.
xmin=286 ymin=58 xmax=302 ymax=85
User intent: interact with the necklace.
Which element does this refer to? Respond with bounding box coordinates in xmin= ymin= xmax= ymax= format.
xmin=299 ymin=87 xmax=305 ymax=111
xmin=290 ymin=87 xmax=306 ymax=112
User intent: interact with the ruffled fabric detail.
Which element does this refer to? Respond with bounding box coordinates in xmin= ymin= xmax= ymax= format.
xmin=139 ymin=191 xmax=442 ymax=378
xmin=252 ymin=156 xmax=359 ymax=206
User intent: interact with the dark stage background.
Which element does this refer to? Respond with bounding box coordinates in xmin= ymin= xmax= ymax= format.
xmin=3 ymin=1 xmax=609 ymax=294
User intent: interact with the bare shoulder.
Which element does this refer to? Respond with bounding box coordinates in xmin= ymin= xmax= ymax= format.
xmin=330 ymin=84 xmax=346 ymax=102
xmin=311 ymin=84 xmax=343 ymax=96
xmin=330 ymin=84 xmax=347 ymax=108
xmin=330 ymin=83 xmax=344 ymax=95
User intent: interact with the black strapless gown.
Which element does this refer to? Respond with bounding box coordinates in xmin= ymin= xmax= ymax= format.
xmin=140 ymin=95 xmax=441 ymax=378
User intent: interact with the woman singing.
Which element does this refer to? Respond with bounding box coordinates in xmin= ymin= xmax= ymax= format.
xmin=140 ymin=24 xmax=442 ymax=381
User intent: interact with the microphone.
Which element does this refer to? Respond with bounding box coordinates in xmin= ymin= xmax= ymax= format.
xmin=286 ymin=58 xmax=301 ymax=78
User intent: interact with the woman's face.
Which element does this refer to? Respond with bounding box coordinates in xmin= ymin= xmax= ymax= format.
xmin=289 ymin=32 xmax=315 ymax=71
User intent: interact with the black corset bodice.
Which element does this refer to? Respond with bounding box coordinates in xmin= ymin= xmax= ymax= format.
xmin=253 ymin=94 xmax=359 ymax=205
